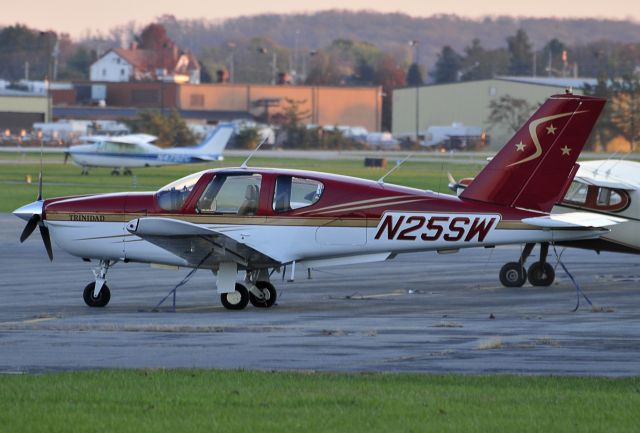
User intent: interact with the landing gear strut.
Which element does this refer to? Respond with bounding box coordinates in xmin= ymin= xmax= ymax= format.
xmin=219 ymin=269 xmax=278 ymax=310
xmin=83 ymin=259 xmax=114 ymax=307
xmin=499 ymin=243 xmax=555 ymax=287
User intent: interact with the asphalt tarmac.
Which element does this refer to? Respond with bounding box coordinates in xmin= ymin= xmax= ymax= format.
xmin=1 ymin=213 xmax=639 ymax=375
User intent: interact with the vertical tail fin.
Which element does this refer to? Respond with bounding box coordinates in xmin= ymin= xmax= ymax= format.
xmin=192 ymin=123 xmax=234 ymax=156
xmin=460 ymin=94 xmax=606 ymax=212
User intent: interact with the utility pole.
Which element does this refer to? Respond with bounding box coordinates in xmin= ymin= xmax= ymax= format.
xmin=227 ymin=42 xmax=236 ymax=83
xmin=410 ymin=40 xmax=420 ymax=144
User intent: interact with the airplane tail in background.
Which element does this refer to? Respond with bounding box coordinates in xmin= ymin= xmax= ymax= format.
xmin=191 ymin=123 xmax=234 ymax=157
xmin=459 ymin=93 xmax=606 ymax=213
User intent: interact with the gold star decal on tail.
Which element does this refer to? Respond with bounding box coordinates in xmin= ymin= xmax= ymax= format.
xmin=515 ymin=141 xmax=526 ymax=152
xmin=560 ymin=145 xmax=571 ymax=155
xmin=546 ymin=124 xmax=557 ymax=135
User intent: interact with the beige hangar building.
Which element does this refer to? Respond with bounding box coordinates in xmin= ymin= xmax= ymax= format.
xmin=392 ymin=77 xmax=597 ymax=149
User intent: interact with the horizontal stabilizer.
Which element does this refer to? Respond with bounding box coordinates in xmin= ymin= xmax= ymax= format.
xmin=522 ymin=212 xmax=626 ymax=229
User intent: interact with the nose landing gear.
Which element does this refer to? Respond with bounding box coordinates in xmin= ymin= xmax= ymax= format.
xmin=83 ymin=259 xmax=115 ymax=307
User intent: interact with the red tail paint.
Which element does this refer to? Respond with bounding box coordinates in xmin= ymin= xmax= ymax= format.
xmin=460 ymin=94 xmax=606 ymax=212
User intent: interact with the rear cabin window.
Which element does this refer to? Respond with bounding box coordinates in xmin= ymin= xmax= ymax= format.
xmin=197 ymin=174 xmax=262 ymax=215
xmin=273 ymin=176 xmax=324 ymax=213
xmin=561 ymin=181 xmax=629 ymax=212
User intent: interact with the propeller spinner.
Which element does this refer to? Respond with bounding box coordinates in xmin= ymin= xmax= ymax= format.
xmin=14 ymin=154 xmax=53 ymax=260
xmin=13 ymin=200 xmax=53 ymax=260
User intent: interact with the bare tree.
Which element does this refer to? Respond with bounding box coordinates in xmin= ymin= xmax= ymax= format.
xmin=487 ymin=95 xmax=538 ymax=133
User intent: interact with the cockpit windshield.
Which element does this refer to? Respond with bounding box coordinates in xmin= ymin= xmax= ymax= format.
xmin=156 ymin=170 xmax=206 ymax=211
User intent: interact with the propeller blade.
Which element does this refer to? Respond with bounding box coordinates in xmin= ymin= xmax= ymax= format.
xmin=39 ymin=225 xmax=53 ymax=261
xmin=447 ymin=172 xmax=458 ymax=192
xmin=37 ymin=135 xmax=44 ymax=200
xmin=63 ymin=152 xmax=69 ymax=164
xmin=20 ymin=214 xmax=40 ymax=243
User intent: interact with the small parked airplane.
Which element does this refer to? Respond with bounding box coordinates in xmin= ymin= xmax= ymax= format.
xmin=449 ymin=158 xmax=640 ymax=287
xmin=14 ymin=94 xmax=621 ymax=310
xmin=66 ymin=123 xmax=234 ymax=175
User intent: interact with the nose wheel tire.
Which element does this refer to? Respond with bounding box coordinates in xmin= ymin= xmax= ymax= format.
xmin=83 ymin=282 xmax=111 ymax=307
xmin=221 ymin=283 xmax=250 ymax=310
xmin=527 ymin=262 xmax=555 ymax=286
xmin=249 ymin=281 xmax=277 ymax=308
xmin=499 ymin=262 xmax=526 ymax=287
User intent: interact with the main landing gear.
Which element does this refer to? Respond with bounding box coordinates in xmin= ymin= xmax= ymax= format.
xmin=499 ymin=242 xmax=555 ymax=287
xmin=83 ymin=259 xmax=114 ymax=307
xmin=220 ymin=270 xmax=278 ymax=311
xmin=110 ymin=168 xmax=133 ymax=176
xmin=79 ymin=261 xmax=279 ymax=310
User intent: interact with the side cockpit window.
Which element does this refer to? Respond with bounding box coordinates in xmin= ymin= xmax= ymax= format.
xmin=273 ymin=176 xmax=324 ymax=213
xmin=157 ymin=171 xmax=204 ymax=211
xmin=197 ymin=174 xmax=262 ymax=215
xmin=563 ymin=181 xmax=588 ymax=204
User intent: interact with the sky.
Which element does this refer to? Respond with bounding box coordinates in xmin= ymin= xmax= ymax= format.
xmin=3 ymin=0 xmax=639 ymax=38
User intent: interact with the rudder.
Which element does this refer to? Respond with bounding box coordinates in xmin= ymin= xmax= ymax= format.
xmin=460 ymin=94 xmax=606 ymax=212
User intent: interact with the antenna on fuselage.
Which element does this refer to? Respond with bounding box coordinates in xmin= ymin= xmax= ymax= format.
xmin=240 ymin=135 xmax=269 ymax=169
xmin=377 ymin=153 xmax=413 ymax=186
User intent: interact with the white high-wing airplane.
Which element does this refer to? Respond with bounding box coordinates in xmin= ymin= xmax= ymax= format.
xmin=67 ymin=123 xmax=234 ymax=175
xmin=449 ymin=158 xmax=640 ymax=287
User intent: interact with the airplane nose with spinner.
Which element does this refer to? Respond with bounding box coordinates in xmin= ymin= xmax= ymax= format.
xmin=13 ymin=200 xmax=53 ymax=261
xmin=13 ymin=200 xmax=43 ymax=221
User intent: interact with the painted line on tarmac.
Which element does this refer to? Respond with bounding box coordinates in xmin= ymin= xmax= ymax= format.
xmin=0 ymin=317 xmax=58 ymax=326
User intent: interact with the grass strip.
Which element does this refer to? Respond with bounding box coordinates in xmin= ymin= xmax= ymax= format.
xmin=0 ymin=370 xmax=638 ymax=433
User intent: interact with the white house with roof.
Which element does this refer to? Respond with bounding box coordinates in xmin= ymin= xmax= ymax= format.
xmin=90 ymin=45 xmax=200 ymax=84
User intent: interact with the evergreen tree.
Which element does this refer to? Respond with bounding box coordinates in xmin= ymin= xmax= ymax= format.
xmin=433 ymin=46 xmax=462 ymax=84
xmin=124 ymin=109 xmax=197 ymax=147
xmin=406 ymin=63 xmax=424 ymax=86
xmin=507 ymin=29 xmax=533 ymax=76
xmin=459 ymin=39 xmax=509 ymax=81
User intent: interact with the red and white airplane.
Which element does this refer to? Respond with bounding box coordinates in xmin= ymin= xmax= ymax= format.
xmin=14 ymin=93 xmax=621 ymax=310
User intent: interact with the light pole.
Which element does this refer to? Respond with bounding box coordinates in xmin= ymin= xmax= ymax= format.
xmin=409 ymin=40 xmax=420 ymax=145
xmin=227 ymin=42 xmax=236 ymax=83
xmin=258 ymin=47 xmax=277 ymax=85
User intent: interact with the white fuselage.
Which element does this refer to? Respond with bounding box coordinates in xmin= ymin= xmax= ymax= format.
xmin=46 ymin=213 xmax=603 ymax=269
xmin=68 ymin=143 xmax=220 ymax=168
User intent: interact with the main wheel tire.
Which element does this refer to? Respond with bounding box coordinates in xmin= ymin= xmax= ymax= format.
xmin=499 ymin=262 xmax=526 ymax=287
xmin=83 ymin=282 xmax=111 ymax=307
xmin=220 ymin=283 xmax=249 ymax=310
xmin=249 ymin=281 xmax=277 ymax=308
xmin=527 ymin=262 xmax=555 ymax=286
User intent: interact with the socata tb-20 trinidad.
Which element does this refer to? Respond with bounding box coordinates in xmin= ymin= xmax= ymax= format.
xmin=14 ymin=93 xmax=622 ymax=310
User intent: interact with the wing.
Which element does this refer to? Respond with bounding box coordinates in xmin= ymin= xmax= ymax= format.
xmin=108 ymin=134 xmax=157 ymax=145
xmin=126 ymin=217 xmax=281 ymax=269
